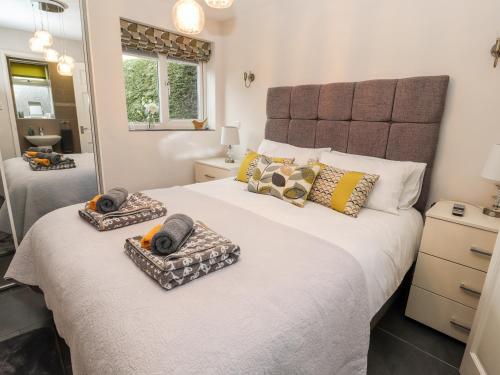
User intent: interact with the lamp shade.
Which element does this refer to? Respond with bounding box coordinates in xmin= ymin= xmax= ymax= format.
xmin=221 ymin=126 xmax=240 ymax=146
xmin=481 ymin=144 xmax=500 ymax=182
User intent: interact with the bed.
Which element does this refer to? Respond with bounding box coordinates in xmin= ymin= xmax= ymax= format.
xmin=6 ymin=76 xmax=449 ymax=375
xmin=0 ymin=153 xmax=98 ymax=241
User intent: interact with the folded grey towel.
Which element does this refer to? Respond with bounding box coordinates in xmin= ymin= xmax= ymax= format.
xmin=37 ymin=153 xmax=62 ymax=164
xmin=96 ymin=187 xmax=129 ymax=213
xmin=28 ymin=147 xmax=52 ymax=153
xmin=151 ymin=214 xmax=194 ymax=256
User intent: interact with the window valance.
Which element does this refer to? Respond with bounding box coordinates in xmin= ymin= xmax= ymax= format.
xmin=120 ymin=18 xmax=211 ymax=63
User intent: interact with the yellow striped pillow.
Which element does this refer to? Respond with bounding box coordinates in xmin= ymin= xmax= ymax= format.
xmin=236 ymin=150 xmax=294 ymax=183
xmin=308 ymin=164 xmax=379 ymax=217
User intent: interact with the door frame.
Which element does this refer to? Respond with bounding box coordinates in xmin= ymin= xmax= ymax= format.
xmin=460 ymin=234 xmax=500 ymax=375
xmin=0 ymin=146 xmax=18 ymax=251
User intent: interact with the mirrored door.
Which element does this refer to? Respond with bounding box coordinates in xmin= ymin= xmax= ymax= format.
xmin=0 ymin=0 xmax=101 ymax=290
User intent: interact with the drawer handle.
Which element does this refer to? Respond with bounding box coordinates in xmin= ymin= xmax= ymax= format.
xmin=204 ymin=174 xmax=215 ymax=179
xmin=460 ymin=282 xmax=482 ymax=297
xmin=450 ymin=317 xmax=471 ymax=333
xmin=470 ymin=246 xmax=493 ymax=257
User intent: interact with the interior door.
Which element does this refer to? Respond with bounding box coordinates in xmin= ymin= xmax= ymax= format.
xmin=460 ymin=233 xmax=500 ymax=375
xmin=73 ymin=62 xmax=94 ymax=154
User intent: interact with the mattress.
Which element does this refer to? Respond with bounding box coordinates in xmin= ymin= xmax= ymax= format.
xmin=187 ymin=178 xmax=423 ymax=316
xmin=7 ymin=185 xmax=371 ymax=374
xmin=0 ymin=153 xmax=98 ymax=240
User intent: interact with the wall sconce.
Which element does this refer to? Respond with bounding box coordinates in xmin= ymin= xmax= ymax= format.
xmin=491 ymin=38 xmax=500 ymax=68
xmin=244 ymin=71 xmax=255 ymax=88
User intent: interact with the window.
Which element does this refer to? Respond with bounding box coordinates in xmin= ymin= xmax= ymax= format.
xmin=122 ymin=54 xmax=160 ymax=124
xmin=122 ymin=53 xmax=206 ymax=130
xmin=9 ymin=59 xmax=55 ymax=119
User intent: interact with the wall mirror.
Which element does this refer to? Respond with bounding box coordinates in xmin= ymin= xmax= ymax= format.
xmin=0 ymin=0 xmax=101 ymax=290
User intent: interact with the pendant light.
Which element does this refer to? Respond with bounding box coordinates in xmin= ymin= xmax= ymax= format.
xmin=172 ymin=0 xmax=205 ymax=35
xmin=57 ymin=54 xmax=74 ymax=76
xmin=29 ymin=36 xmax=46 ymax=53
xmin=44 ymin=48 xmax=60 ymax=62
xmin=34 ymin=30 xmax=53 ymax=48
xmin=56 ymin=2 xmax=74 ymax=76
xmin=205 ymin=0 xmax=234 ymax=9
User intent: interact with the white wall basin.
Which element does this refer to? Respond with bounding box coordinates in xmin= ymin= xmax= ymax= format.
xmin=25 ymin=135 xmax=62 ymax=147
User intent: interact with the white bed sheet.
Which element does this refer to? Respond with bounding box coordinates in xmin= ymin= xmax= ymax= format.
xmin=187 ymin=178 xmax=423 ymax=316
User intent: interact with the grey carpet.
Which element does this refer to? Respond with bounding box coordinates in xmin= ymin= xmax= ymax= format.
xmin=0 ymin=327 xmax=64 ymax=375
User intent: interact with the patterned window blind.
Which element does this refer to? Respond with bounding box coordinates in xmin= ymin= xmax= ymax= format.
xmin=120 ymin=18 xmax=212 ymax=63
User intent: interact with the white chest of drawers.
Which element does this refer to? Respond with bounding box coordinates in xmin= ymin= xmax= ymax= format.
xmin=194 ymin=158 xmax=241 ymax=183
xmin=405 ymin=201 xmax=500 ymax=343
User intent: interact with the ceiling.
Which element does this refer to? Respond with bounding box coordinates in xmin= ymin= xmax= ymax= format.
xmin=0 ymin=0 xmax=263 ymax=41
xmin=0 ymin=0 xmax=83 ymax=40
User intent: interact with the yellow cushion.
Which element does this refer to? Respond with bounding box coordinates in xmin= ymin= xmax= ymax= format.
xmin=308 ymin=164 xmax=379 ymax=217
xmin=236 ymin=150 xmax=294 ymax=183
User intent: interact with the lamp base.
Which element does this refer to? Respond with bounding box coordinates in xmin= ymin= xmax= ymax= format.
xmin=483 ymin=207 xmax=500 ymax=218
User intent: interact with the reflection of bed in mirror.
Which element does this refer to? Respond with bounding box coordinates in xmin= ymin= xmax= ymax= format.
xmin=0 ymin=153 xmax=98 ymax=241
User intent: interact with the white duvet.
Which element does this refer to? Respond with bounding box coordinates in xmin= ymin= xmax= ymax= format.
xmin=188 ymin=178 xmax=423 ymax=317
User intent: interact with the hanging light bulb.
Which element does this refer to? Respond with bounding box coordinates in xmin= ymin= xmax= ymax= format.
xmin=204 ymin=0 xmax=234 ymax=9
xmin=44 ymin=48 xmax=60 ymax=63
xmin=172 ymin=0 xmax=205 ymax=35
xmin=34 ymin=30 xmax=53 ymax=48
xmin=57 ymin=55 xmax=75 ymax=76
xmin=29 ymin=36 xmax=46 ymax=53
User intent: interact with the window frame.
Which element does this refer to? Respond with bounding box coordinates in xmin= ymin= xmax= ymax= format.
xmin=8 ymin=58 xmax=56 ymax=120
xmin=123 ymin=52 xmax=207 ymax=131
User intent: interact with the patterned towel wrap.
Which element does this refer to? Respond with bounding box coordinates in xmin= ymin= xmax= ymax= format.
xmin=125 ymin=221 xmax=240 ymax=290
xmin=28 ymin=158 xmax=76 ymax=171
xmin=79 ymin=192 xmax=167 ymax=231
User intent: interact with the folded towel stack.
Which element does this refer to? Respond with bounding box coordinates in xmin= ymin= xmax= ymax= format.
xmin=79 ymin=191 xmax=167 ymax=231
xmin=125 ymin=221 xmax=240 ymax=290
xmin=141 ymin=214 xmax=194 ymax=255
xmin=95 ymin=187 xmax=128 ymax=213
xmin=28 ymin=155 xmax=76 ymax=171
xmin=36 ymin=152 xmax=62 ymax=165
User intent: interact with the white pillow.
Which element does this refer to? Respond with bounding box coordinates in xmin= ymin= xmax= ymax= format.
xmin=320 ymin=151 xmax=426 ymax=214
xmin=398 ymin=162 xmax=427 ymax=209
xmin=258 ymin=140 xmax=331 ymax=165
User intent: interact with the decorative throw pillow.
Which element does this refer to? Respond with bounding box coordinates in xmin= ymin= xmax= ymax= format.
xmin=247 ymin=156 xmax=321 ymax=207
xmin=236 ymin=150 xmax=294 ymax=183
xmin=308 ymin=164 xmax=379 ymax=217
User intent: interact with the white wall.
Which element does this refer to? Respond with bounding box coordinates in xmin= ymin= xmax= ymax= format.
xmin=85 ymin=0 xmax=225 ymax=192
xmin=222 ymin=0 xmax=500 ymax=207
xmin=0 ymin=27 xmax=84 ymax=160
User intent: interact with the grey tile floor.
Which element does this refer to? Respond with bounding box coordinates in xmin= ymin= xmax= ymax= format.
xmin=368 ymin=290 xmax=465 ymax=374
xmin=0 ymin=285 xmax=465 ymax=374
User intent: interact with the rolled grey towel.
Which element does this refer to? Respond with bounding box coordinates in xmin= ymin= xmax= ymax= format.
xmin=151 ymin=214 xmax=194 ymax=256
xmin=96 ymin=187 xmax=128 ymax=213
xmin=28 ymin=147 xmax=52 ymax=153
xmin=37 ymin=153 xmax=62 ymax=164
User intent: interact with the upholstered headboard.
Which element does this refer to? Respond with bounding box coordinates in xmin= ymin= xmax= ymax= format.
xmin=265 ymin=76 xmax=449 ymax=212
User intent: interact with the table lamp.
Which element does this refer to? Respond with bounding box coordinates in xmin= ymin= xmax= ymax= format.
xmin=481 ymin=144 xmax=500 ymax=217
xmin=221 ymin=126 xmax=240 ymax=163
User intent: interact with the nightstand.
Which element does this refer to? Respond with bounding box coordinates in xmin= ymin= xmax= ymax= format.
xmin=405 ymin=201 xmax=500 ymax=343
xmin=194 ymin=158 xmax=241 ymax=183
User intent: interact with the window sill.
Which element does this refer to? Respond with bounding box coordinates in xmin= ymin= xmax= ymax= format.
xmin=129 ymin=128 xmax=215 ymax=132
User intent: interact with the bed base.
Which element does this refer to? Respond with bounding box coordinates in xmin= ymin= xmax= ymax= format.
xmin=370 ymin=263 xmax=415 ymax=329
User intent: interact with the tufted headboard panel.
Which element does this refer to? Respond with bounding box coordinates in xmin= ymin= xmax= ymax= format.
xmin=265 ymin=75 xmax=450 ymax=212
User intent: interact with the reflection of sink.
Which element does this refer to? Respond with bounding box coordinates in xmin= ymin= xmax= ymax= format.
xmin=25 ymin=135 xmax=62 ymax=146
